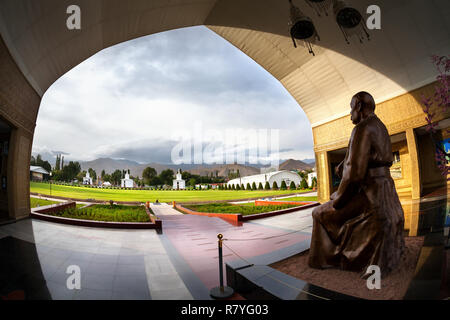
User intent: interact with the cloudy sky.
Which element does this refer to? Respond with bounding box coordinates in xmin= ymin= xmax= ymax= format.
xmin=33 ymin=26 xmax=314 ymax=166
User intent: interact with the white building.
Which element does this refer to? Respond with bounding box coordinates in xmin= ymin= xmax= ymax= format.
xmin=83 ymin=171 xmax=93 ymax=185
xmin=173 ymin=169 xmax=186 ymax=190
xmin=121 ymin=172 xmax=134 ymax=188
xmin=30 ymin=166 xmax=49 ymax=181
xmin=102 ymin=181 xmax=111 ymax=187
xmin=307 ymin=171 xmax=317 ymax=188
xmin=227 ymin=170 xmax=302 ymax=189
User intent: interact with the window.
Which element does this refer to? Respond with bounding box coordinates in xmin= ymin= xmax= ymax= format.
xmin=393 ymin=151 xmax=400 ymax=164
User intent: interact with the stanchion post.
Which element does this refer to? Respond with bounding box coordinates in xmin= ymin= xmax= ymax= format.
xmin=210 ymin=233 xmax=234 ymax=299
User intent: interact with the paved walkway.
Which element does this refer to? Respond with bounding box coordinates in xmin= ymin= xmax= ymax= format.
xmin=150 ymin=203 xmax=183 ymax=216
xmin=151 ymin=203 xmax=313 ymax=297
xmin=0 ymin=202 xmax=313 ymax=300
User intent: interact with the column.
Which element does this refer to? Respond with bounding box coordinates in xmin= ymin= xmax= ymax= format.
xmin=316 ymin=151 xmax=331 ymax=203
xmin=406 ymin=128 xmax=422 ymax=199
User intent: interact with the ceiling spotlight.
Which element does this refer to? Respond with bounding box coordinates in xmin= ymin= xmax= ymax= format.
xmin=333 ymin=0 xmax=370 ymax=44
xmin=289 ymin=0 xmax=320 ymax=56
xmin=304 ymin=0 xmax=333 ymax=17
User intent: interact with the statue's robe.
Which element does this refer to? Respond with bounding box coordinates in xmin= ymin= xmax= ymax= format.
xmin=308 ymin=113 xmax=405 ymax=275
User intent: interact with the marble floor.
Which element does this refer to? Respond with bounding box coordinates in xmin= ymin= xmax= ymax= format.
xmin=0 ymin=204 xmax=314 ymax=300
xmin=1 ymin=192 xmax=447 ymax=300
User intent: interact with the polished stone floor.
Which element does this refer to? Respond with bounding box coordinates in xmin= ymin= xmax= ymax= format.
xmin=1 ymin=192 xmax=448 ymax=300
xmin=0 ymin=203 xmax=314 ymax=300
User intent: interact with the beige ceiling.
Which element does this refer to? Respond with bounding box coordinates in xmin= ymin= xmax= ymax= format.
xmin=1 ymin=0 xmax=449 ymax=127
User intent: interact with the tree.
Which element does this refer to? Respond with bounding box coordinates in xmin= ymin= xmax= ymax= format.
xmin=280 ymin=181 xmax=287 ymax=190
xmin=312 ymin=177 xmax=317 ymax=190
xmin=264 ymin=181 xmax=270 ymax=190
xmin=421 ymin=55 xmax=449 ymax=179
xmin=246 ymin=183 xmax=251 ymax=190
xmin=77 ymin=170 xmax=86 ymax=182
xmin=272 ymin=181 xmax=278 ymax=190
xmin=88 ymin=168 xmax=97 ymax=180
xmin=59 ymin=161 xmax=81 ymax=181
xmin=300 ymin=178 xmax=308 ymax=189
xmin=236 ymin=184 xmax=241 ymax=190
xmin=251 ymin=182 xmax=257 ymax=190
xmin=55 ymin=154 xmax=60 ymax=171
xmin=142 ymin=167 xmax=157 ymax=185
xmin=290 ymin=181 xmax=296 ymax=190
xmin=258 ymin=182 xmax=263 ymax=190
xmin=159 ymin=169 xmax=174 ymax=186
xmin=101 ymin=170 xmax=106 ymax=178
xmin=111 ymin=169 xmax=122 ymax=185
xmin=103 ymin=173 xmax=111 ymax=183
xmin=189 ymin=178 xmax=196 ymax=187
xmin=41 ymin=160 xmax=52 ymax=173
xmin=36 ymin=154 xmax=43 ymax=165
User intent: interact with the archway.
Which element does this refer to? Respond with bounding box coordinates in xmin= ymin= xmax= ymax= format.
xmin=0 ymin=0 xmax=449 ymax=218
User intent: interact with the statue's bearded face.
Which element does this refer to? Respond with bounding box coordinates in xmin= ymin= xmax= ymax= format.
xmin=350 ymin=97 xmax=361 ymax=125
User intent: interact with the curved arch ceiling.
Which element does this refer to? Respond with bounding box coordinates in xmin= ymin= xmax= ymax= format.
xmin=0 ymin=0 xmax=449 ymax=127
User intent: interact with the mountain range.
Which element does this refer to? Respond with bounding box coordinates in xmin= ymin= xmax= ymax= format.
xmin=79 ymin=157 xmax=315 ymax=178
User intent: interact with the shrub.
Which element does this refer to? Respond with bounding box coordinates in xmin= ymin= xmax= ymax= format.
xmin=272 ymin=181 xmax=278 ymax=190
xmin=252 ymin=182 xmax=257 ymax=190
xmin=246 ymin=183 xmax=251 ymax=190
xmin=290 ymin=181 xmax=296 ymax=190
xmin=280 ymin=181 xmax=287 ymax=190
xmin=264 ymin=181 xmax=270 ymax=190
xmin=236 ymin=184 xmax=241 ymax=190
xmin=258 ymin=182 xmax=264 ymax=190
xmin=301 ymin=178 xmax=308 ymax=189
xmin=185 ymin=202 xmax=301 ymax=216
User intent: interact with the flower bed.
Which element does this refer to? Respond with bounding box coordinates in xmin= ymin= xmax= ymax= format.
xmin=31 ymin=202 xmax=161 ymax=230
xmin=183 ymin=202 xmax=302 ymax=216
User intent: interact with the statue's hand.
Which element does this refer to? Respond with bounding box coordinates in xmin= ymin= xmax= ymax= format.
xmin=330 ymin=191 xmax=338 ymax=200
xmin=335 ymin=161 xmax=344 ymax=179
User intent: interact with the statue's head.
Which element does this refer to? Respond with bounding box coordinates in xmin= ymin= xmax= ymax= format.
xmin=350 ymin=91 xmax=375 ymax=125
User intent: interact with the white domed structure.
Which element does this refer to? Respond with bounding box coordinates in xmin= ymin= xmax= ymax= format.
xmin=227 ymin=170 xmax=301 ymax=189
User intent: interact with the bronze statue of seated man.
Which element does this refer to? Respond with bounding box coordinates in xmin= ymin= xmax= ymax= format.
xmin=308 ymin=92 xmax=405 ymax=276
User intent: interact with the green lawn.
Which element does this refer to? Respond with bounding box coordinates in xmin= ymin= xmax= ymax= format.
xmin=30 ymin=197 xmax=60 ymax=208
xmin=31 ymin=197 xmax=89 ymax=209
xmin=184 ymin=203 xmax=302 ymax=216
xmin=30 ymin=181 xmax=313 ymax=203
xmin=44 ymin=204 xmax=151 ymax=222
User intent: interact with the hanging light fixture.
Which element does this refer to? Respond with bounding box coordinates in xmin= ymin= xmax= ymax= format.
xmin=303 ymin=0 xmax=333 ymax=17
xmin=333 ymin=0 xmax=370 ymax=44
xmin=288 ymin=0 xmax=320 ymax=56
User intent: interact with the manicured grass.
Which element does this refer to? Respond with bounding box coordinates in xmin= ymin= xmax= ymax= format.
xmin=44 ymin=204 xmax=151 ymax=222
xmin=31 ymin=197 xmax=89 ymax=209
xmin=30 ymin=197 xmax=60 ymax=208
xmin=184 ymin=203 xmax=302 ymax=216
xmin=30 ymin=181 xmax=313 ymax=203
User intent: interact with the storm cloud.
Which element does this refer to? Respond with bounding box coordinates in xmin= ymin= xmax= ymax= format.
xmin=33 ymin=26 xmax=314 ymax=165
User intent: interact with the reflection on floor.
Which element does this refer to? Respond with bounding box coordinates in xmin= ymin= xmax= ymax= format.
xmin=0 ymin=189 xmax=448 ymax=300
